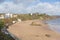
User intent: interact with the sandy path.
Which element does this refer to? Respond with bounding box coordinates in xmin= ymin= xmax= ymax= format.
xmin=8 ymin=20 xmax=60 ymax=40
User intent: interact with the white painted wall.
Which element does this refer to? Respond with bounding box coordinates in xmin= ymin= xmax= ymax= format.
xmin=0 ymin=15 xmax=4 ymax=19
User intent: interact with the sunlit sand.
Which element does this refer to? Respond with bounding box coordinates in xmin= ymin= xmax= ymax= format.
xmin=8 ymin=20 xmax=60 ymax=40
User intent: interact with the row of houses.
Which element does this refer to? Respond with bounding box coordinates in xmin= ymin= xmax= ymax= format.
xmin=0 ymin=13 xmax=22 ymax=24
xmin=0 ymin=13 xmax=18 ymax=19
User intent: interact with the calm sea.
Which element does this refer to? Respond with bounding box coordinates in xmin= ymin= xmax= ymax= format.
xmin=46 ymin=18 xmax=60 ymax=33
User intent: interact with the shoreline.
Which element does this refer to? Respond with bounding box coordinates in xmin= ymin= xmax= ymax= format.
xmin=8 ymin=20 xmax=60 ymax=40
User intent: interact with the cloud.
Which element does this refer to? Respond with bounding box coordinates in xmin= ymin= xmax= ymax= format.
xmin=0 ymin=0 xmax=60 ymax=15
xmin=0 ymin=1 xmax=26 ymax=13
xmin=12 ymin=0 xmax=39 ymax=3
xmin=12 ymin=0 xmax=40 ymax=7
xmin=26 ymin=2 xmax=60 ymax=15
xmin=0 ymin=0 xmax=40 ymax=13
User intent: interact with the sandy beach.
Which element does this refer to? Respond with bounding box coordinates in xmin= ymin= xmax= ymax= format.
xmin=7 ymin=20 xmax=60 ymax=40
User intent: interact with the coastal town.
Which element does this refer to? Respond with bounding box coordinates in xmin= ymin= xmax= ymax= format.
xmin=0 ymin=12 xmax=60 ymax=40
xmin=0 ymin=13 xmax=51 ymax=24
xmin=0 ymin=0 xmax=60 ymax=40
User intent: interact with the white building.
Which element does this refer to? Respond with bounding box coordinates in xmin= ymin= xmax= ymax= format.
xmin=5 ymin=13 xmax=13 ymax=18
xmin=0 ymin=15 xmax=4 ymax=19
xmin=10 ymin=14 xmax=13 ymax=18
xmin=30 ymin=13 xmax=33 ymax=16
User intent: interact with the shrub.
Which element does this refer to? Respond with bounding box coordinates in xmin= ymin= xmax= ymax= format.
xmin=0 ymin=20 xmax=4 ymax=31
xmin=0 ymin=32 xmax=15 ymax=40
xmin=45 ymin=34 xmax=51 ymax=37
xmin=31 ymin=22 xmax=41 ymax=26
xmin=17 ymin=13 xmax=50 ymax=21
xmin=0 ymin=20 xmax=15 ymax=40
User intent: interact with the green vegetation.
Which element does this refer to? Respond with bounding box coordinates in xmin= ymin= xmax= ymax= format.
xmin=17 ymin=13 xmax=51 ymax=21
xmin=31 ymin=22 xmax=42 ymax=26
xmin=0 ymin=20 xmax=4 ymax=31
xmin=0 ymin=20 xmax=14 ymax=40
xmin=45 ymin=34 xmax=51 ymax=37
xmin=0 ymin=13 xmax=51 ymax=23
xmin=0 ymin=32 xmax=15 ymax=40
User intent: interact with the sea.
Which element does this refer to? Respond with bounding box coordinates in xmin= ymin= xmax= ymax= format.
xmin=46 ymin=18 xmax=60 ymax=33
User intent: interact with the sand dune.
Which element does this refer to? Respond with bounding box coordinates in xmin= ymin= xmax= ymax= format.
xmin=8 ymin=20 xmax=60 ymax=40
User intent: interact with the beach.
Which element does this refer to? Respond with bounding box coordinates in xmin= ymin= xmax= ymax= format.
xmin=7 ymin=20 xmax=60 ymax=40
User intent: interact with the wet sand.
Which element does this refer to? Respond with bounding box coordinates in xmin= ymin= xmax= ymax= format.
xmin=8 ymin=20 xmax=60 ymax=40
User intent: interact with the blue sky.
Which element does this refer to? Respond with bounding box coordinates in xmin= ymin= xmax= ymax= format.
xmin=0 ymin=0 xmax=60 ymax=15
xmin=40 ymin=0 xmax=60 ymax=3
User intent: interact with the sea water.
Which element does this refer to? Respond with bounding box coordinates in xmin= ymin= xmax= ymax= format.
xmin=46 ymin=18 xmax=60 ymax=33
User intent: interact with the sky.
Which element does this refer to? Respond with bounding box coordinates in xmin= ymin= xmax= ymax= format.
xmin=0 ymin=0 xmax=60 ymax=15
